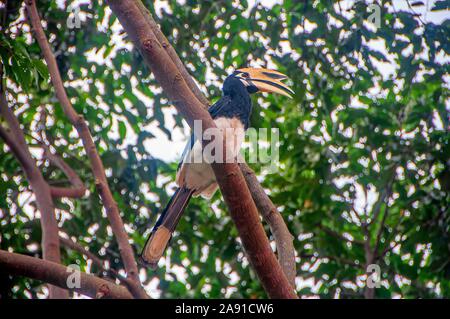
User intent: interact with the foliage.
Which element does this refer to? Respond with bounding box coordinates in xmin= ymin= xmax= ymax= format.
xmin=0 ymin=0 xmax=448 ymax=298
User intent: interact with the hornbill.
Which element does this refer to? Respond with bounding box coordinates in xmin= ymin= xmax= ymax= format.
xmin=141 ymin=67 xmax=293 ymax=268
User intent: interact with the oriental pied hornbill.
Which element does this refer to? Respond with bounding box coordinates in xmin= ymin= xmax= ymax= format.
xmin=140 ymin=68 xmax=293 ymax=268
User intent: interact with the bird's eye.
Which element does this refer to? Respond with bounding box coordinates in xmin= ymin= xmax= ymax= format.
xmin=242 ymin=73 xmax=249 ymax=78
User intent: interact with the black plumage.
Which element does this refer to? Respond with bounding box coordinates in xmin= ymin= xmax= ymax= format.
xmin=141 ymin=73 xmax=255 ymax=268
xmin=209 ymin=75 xmax=254 ymax=128
xmin=178 ymin=74 xmax=254 ymax=171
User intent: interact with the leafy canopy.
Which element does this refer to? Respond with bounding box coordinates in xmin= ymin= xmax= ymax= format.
xmin=0 ymin=0 xmax=448 ymax=298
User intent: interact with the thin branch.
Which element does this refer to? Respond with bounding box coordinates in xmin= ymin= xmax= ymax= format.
xmin=59 ymin=235 xmax=149 ymax=299
xmin=373 ymin=202 xmax=391 ymax=259
xmin=59 ymin=235 xmax=105 ymax=271
xmin=0 ymin=84 xmax=68 ymax=298
xmin=41 ymin=144 xmax=87 ymax=199
xmin=371 ymin=179 xmax=394 ymax=256
xmin=369 ymin=181 xmax=393 ymax=227
xmin=0 ymin=95 xmax=28 ymax=151
xmin=366 ymin=176 xmax=394 ymax=299
xmin=0 ymin=250 xmax=133 ymax=299
xmin=350 ymin=202 xmax=373 ymax=299
xmin=381 ymin=239 xmax=402 ymax=258
xmin=319 ymin=224 xmax=365 ymax=246
xmin=379 ymin=210 xmax=406 ymax=259
xmin=323 ymin=255 xmax=359 ymax=268
xmin=134 ymin=0 xmax=210 ymax=107
xmin=405 ymin=0 xmax=427 ymax=25
xmin=239 ymin=162 xmax=296 ymax=289
xmin=351 ymin=206 xmax=368 ymax=231
xmin=300 ymin=253 xmax=359 ymax=268
xmin=0 ymin=125 xmax=34 ymax=172
xmin=107 ymin=0 xmax=297 ymax=299
xmin=363 ymin=240 xmax=374 ymax=298
xmin=25 ymin=0 xmax=145 ymax=297
xmin=350 ymin=202 xmax=373 ymax=300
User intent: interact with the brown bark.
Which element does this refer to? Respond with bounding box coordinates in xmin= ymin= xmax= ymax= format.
xmin=133 ymin=0 xmax=210 ymax=107
xmin=42 ymin=145 xmax=87 ymax=199
xmin=25 ymin=0 xmax=146 ymax=297
xmin=107 ymin=0 xmax=297 ymax=299
xmin=59 ymin=236 xmax=105 ymax=271
xmin=239 ymin=163 xmax=296 ymax=288
xmin=0 ymin=90 xmax=68 ymax=298
xmin=59 ymin=235 xmax=150 ymax=299
xmin=0 ymin=250 xmax=133 ymax=299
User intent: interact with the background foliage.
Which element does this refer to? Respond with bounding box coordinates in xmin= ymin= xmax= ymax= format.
xmin=0 ymin=0 xmax=448 ymax=298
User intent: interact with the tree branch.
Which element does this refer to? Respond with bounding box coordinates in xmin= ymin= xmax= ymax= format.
xmin=0 ymin=250 xmax=133 ymax=299
xmin=372 ymin=182 xmax=394 ymax=258
xmin=365 ymin=178 xmax=393 ymax=299
xmin=0 ymin=125 xmax=34 ymax=172
xmin=107 ymin=0 xmax=297 ymax=299
xmin=318 ymin=224 xmax=365 ymax=246
xmin=239 ymin=162 xmax=296 ymax=289
xmin=0 ymin=87 xmax=68 ymax=298
xmin=134 ymin=0 xmax=210 ymax=107
xmin=40 ymin=144 xmax=87 ymax=199
xmin=59 ymin=235 xmax=105 ymax=271
xmin=299 ymin=253 xmax=359 ymax=268
xmin=25 ymin=0 xmax=145 ymax=297
xmin=59 ymin=235 xmax=149 ymax=299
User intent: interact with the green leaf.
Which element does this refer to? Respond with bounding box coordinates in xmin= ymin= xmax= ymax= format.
xmin=430 ymin=1 xmax=450 ymax=11
xmin=118 ymin=120 xmax=127 ymax=141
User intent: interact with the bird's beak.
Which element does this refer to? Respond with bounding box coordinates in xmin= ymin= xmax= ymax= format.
xmin=236 ymin=67 xmax=294 ymax=98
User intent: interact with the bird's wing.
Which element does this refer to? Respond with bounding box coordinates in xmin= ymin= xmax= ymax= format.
xmin=176 ymin=96 xmax=232 ymax=172
xmin=207 ymin=95 xmax=232 ymax=119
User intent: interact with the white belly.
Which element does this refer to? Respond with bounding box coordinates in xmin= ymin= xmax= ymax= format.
xmin=176 ymin=117 xmax=245 ymax=198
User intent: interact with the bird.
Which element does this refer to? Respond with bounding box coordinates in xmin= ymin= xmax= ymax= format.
xmin=140 ymin=67 xmax=293 ymax=268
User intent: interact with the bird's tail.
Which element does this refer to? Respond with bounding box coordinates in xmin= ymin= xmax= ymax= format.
xmin=140 ymin=187 xmax=194 ymax=269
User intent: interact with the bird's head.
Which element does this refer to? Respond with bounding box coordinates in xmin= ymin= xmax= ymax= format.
xmin=232 ymin=67 xmax=294 ymax=98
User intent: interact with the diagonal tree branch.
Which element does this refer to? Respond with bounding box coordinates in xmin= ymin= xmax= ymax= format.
xmin=0 ymin=125 xmax=33 ymax=172
xmin=133 ymin=0 xmax=297 ymax=291
xmin=239 ymin=162 xmax=297 ymax=288
xmin=0 ymin=87 xmax=68 ymax=299
xmin=41 ymin=144 xmax=87 ymax=199
xmin=107 ymin=0 xmax=297 ymax=299
xmin=134 ymin=0 xmax=210 ymax=107
xmin=319 ymin=224 xmax=365 ymax=246
xmin=364 ymin=175 xmax=394 ymax=299
xmin=0 ymin=250 xmax=133 ymax=299
xmin=59 ymin=234 xmax=149 ymax=299
xmin=59 ymin=235 xmax=106 ymax=271
xmin=25 ymin=0 xmax=146 ymax=298
xmin=372 ymin=181 xmax=394 ymax=257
